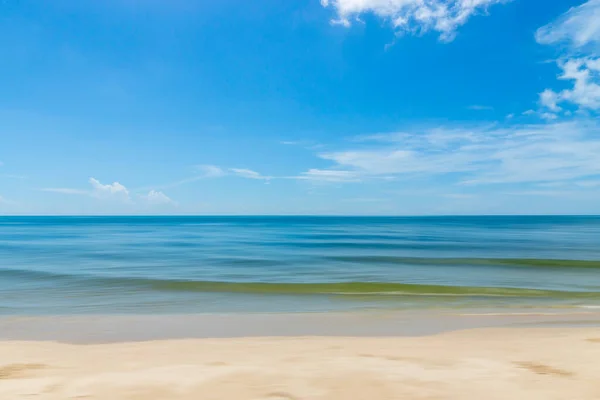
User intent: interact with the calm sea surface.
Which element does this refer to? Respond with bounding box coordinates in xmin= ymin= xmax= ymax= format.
xmin=1 ymin=216 xmax=600 ymax=314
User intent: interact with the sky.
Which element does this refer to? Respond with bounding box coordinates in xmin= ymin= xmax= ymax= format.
xmin=1 ymin=0 xmax=600 ymax=215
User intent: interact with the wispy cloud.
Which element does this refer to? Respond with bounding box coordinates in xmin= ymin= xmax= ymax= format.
xmin=196 ymin=165 xmax=226 ymax=178
xmin=343 ymin=197 xmax=388 ymax=203
xmin=279 ymin=140 xmax=325 ymax=151
xmin=149 ymin=165 xmax=272 ymax=191
xmin=2 ymin=174 xmax=27 ymax=179
xmin=137 ymin=165 xmax=226 ymax=191
xmin=467 ymin=105 xmax=494 ymax=111
xmin=229 ymin=168 xmax=271 ymax=180
xmin=576 ymin=179 xmax=600 ymax=187
xmin=321 ymin=0 xmax=509 ymax=42
xmin=40 ymin=188 xmax=90 ymax=195
xmin=505 ymin=190 xmax=571 ymax=197
xmin=0 ymin=194 xmax=20 ymax=210
xmin=298 ymin=120 xmax=600 ymax=185
xmin=296 ymin=169 xmax=361 ymax=182
xmin=0 ymin=194 xmax=16 ymax=205
xmin=443 ymin=193 xmax=475 ymax=199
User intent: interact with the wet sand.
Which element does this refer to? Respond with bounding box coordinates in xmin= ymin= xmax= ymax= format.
xmin=2 ymin=310 xmax=600 ymax=343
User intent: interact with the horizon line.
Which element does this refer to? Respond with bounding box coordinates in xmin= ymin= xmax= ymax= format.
xmin=1 ymin=214 xmax=599 ymax=218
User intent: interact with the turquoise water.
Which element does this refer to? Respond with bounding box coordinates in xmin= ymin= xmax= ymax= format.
xmin=1 ymin=216 xmax=600 ymax=314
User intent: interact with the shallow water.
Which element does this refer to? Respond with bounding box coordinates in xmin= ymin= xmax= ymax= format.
xmin=1 ymin=216 xmax=600 ymax=314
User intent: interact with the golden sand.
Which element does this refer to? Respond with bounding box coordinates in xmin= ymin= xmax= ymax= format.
xmin=1 ymin=328 xmax=599 ymax=399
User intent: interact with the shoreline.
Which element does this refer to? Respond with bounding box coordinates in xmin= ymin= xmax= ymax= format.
xmin=2 ymin=309 xmax=600 ymax=343
xmin=1 ymin=327 xmax=599 ymax=399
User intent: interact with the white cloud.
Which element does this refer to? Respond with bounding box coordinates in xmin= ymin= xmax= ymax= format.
xmin=41 ymin=179 xmax=176 ymax=208
xmin=89 ymin=177 xmax=130 ymax=201
xmin=558 ymin=58 xmax=600 ymax=109
xmin=506 ymin=113 xmax=515 ymax=119
xmin=535 ymin=0 xmax=600 ymax=52
xmin=536 ymin=1 xmax=600 ymax=112
xmin=540 ymin=112 xmax=558 ymax=121
xmin=41 ymin=178 xmax=131 ymax=202
xmin=539 ymin=58 xmax=600 ymax=111
xmin=142 ymin=190 xmax=175 ymax=206
xmin=299 ymin=120 xmax=600 ymax=185
xmin=321 ymin=0 xmax=509 ymax=42
xmin=229 ymin=168 xmax=271 ymax=180
xmin=539 ymin=88 xmax=561 ymax=111
xmin=521 ymin=108 xmax=560 ymax=120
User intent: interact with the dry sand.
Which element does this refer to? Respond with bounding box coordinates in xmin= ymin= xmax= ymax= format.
xmin=1 ymin=328 xmax=600 ymax=399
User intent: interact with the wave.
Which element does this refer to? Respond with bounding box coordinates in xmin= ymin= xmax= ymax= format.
xmin=325 ymin=256 xmax=600 ymax=268
xmin=2 ymin=268 xmax=600 ymax=298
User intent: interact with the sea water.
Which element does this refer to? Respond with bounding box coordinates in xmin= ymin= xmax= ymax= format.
xmin=1 ymin=216 xmax=600 ymax=314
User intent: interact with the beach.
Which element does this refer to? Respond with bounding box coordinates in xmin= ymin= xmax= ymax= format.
xmin=4 ymin=0 xmax=600 ymax=396
xmin=2 ymin=216 xmax=600 ymax=398
xmin=1 ymin=326 xmax=600 ymax=399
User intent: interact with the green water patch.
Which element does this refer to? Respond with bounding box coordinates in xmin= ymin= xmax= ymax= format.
xmin=140 ymin=280 xmax=600 ymax=298
xmin=325 ymin=256 xmax=600 ymax=269
xmin=3 ymin=267 xmax=600 ymax=299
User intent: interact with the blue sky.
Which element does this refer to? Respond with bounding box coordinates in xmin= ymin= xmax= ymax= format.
xmin=1 ymin=0 xmax=600 ymax=215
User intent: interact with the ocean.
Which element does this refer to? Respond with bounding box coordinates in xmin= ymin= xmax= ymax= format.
xmin=1 ymin=216 xmax=600 ymax=315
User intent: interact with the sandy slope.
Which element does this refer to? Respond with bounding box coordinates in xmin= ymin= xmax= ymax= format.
xmin=1 ymin=328 xmax=600 ymax=399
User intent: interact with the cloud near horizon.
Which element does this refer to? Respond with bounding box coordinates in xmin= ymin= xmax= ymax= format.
xmin=141 ymin=189 xmax=176 ymax=206
xmin=89 ymin=178 xmax=130 ymax=201
xmin=42 ymin=178 xmax=174 ymax=207
xmin=298 ymin=120 xmax=600 ymax=186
